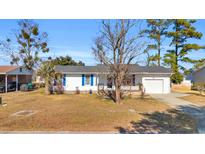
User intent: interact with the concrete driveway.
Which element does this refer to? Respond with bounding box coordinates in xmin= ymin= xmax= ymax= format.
xmin=151 ymin=92 xmax=205 ymax=133
xmin=150 ymin=92 xmax=197 ymax=108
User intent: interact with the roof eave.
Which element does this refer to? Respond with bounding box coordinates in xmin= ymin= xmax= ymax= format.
xmin=59 ymin=71 xmax=171 ymax=75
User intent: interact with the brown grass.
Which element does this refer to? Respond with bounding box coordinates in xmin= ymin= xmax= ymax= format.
xmin=172 ymin=84 xmax=191 ymax=92
xmin=0 ymin=89 xmax=170 ymax=132
xmin=171 ymin=83 xmax=196 ymax=94
xmin=181 ymin=94 xmax=205 ymax=107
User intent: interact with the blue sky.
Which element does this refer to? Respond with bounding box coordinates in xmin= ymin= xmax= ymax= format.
xmin=0 ymin=19 xmax=205 ymax=68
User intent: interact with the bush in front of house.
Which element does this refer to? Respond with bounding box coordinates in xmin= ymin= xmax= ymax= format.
xmin=20 ymin=84 xmax=29 ymax=91
xmin=191 ymin=82 xmax=205 ymax=90
xmin=53 ymin=84 xmax=64 ymax=94
xmin=192 ymin=82 xmax=205 ymax=94
xmin=32 ymin=83 xmax=45 ymax=89
xmin=170 ymin=72 xmax=184 ymax=84
xmin=20 ymin=83 xmax=34 ymax=91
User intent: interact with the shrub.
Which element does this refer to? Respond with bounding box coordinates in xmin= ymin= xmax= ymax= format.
xmin=53 ymin=84 xmax=64 ymax=94
xmin=39 ymin=83 xmax=45 ymax=88
xmin=20 ymin=84 xmax=28 ymax=91
xmin=31 ymin=83 xmax=45 ymax=89
xmin=192 ymin=82 xmax=205 ymax=94
xmin=171 ymin=72 xmax=183 ymax=84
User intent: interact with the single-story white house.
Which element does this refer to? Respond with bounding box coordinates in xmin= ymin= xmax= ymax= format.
xmin=0 ymin=66 xmax=33 ymax=92
xmin=55 ymin=64 xmax=172 ymax=94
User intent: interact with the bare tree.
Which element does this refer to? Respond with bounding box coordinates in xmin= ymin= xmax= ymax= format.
xmin=92 ymin=20 xmax=144 ymax=104
xmin=0 ymin=38 xmax=20 ymax=65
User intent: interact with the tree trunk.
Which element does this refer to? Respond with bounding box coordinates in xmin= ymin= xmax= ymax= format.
xmin=175 ymin=20 xmax=179 ymax=72
xmin=115 ymin=86 xmax=121 ymax=104
xmin=114 ymin=78 xmax=121 ymax=104
xmin=175 ymin=44 xmax=178 ymax=73
xmin=45 ymin=79 xmax=50 ymax=95
xmin=157 ymin=36 xmax=161 ymax=66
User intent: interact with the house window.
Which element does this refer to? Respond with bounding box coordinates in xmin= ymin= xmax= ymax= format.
xmin=85 ymin=75 xmax=90 ymax=85
xmin=124 ymin=79 xmax=131 ymax=85
xmin=107 ymin=77 xmax=112 ymax=88
xmin=123 ymin=76 xmax=131 ymax=85
xmin=132 ymin=74 xmax=135 ymax=86
xmin=20 ymin=67 xmax=22 ymax=72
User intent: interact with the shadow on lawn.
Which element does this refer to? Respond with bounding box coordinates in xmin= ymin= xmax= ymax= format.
xmin=116 ymin=105 xmax=205 ymax=134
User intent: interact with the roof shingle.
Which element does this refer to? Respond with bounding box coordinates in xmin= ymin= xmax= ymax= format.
xmin=0 ymin=66 xmax=19 ymax=73
xmin=55 ymin=64 xmax=171 ymax=74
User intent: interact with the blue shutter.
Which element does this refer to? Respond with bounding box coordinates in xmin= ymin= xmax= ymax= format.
xmin=91 ymin=74 xmax=94 ymax=86
xmin=54 ymin=79 xmax=57 ymax=86
xmin=63 ymin=74 xmax=66 ymax=86
xmin=82 ymin=74 xmax=85 ymax=86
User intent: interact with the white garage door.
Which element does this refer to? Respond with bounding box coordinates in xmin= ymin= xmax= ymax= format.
xmin=143 ymin=79 xmax=164 ymax=94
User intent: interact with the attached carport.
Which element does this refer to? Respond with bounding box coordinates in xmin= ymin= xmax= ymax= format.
xmin=0 ymin=66 xmax=33 ymax=93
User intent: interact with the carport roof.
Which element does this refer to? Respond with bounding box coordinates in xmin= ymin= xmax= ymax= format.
xmin=0 ymin=66 xmax=19 ymax=74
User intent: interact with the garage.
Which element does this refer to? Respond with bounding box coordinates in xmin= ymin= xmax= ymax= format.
xmin=142 ymin=78 xmax=164 ymax=94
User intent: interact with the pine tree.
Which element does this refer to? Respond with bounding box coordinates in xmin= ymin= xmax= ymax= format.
xmin=141 ymin=19 xmax=171 ymax=66
xmin=164 ymin=19 xmax=204 ymax=83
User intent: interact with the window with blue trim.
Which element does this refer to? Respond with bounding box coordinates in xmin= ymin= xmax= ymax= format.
xmin=85 ymin=75 xmax=90 ymax=85
xmin=82 ymin=74 xmax=93 ymax=86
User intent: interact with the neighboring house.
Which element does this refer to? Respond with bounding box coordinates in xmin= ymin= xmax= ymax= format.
xmin=0 ymin=66 xmax=33 ymax=92
xmin=55 ymin=64 xmax=172 ymax=94
xmin=192 ymin=66 xmax=205 ymax=83
xmin=181 ymin=78 xmax=192 ymax=86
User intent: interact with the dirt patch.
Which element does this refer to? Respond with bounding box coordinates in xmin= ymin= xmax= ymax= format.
xmin=11 ymin=110 xmax=38 ymax=117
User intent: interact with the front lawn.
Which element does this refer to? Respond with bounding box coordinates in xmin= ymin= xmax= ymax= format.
xmin=0 ymin=89 xmax=171 ymax=132
xmin=181 ymin=94 xmax=205 ymax=107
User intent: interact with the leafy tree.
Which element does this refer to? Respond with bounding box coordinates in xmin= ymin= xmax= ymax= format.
xmin=51 ymin=55 xmax=85 ymax=66
xmin=164 ymin=19 xmax=204 ymax=83
xmin=141 ymin=19 xmax=171 ymax=66
xmin=15 ymin=20 xmax=49 ymax=70
xmin=37 ymin=60 xmax=55 ymax=95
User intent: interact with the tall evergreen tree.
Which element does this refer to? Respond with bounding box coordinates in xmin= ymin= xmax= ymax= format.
xmin=164 ymin=19 xmax=204 ymax=83
xmin=141 ymin=19 xmax=170 ymax=66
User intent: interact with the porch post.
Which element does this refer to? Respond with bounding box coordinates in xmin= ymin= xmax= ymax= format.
xmin=16 ymin=75 xmax=18 ymax=91
xmin=5 ymin=74 xmax=7 ymax=93
xmin=96 ymin=73 xmax=98 ymax=86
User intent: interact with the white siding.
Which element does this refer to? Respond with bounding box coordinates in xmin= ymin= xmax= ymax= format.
xmin=63 ymin=73 xmax=170 ymax=94
xmin=64 ymin=74 xmax=98 ymax=91
xmin=98 ymin=74 xmax=107 ymax=86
